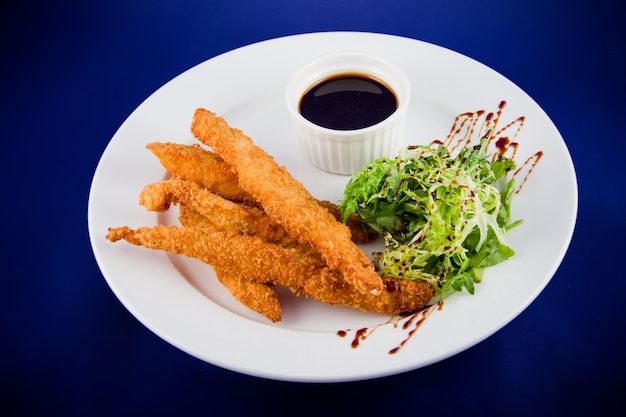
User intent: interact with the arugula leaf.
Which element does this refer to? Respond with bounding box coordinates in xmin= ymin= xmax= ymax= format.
xmin=339 ymin=138 xmax=520 ymax=301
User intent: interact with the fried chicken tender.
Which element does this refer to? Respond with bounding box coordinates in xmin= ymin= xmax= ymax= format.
xmin=147 ymin=141 xmax=370 ymax=243
xmin=106 ymin=225 xmax=328 ymax=292
xmin=106 ymin=225 xmax=434 ymax=315
xmin=137 ymin=179 xmax=372 ymax=321
xmin=177 ymin=202 xmax=221 ymax=228
xmin=146 ymin=142 xmax=258 ymax=206
xmin=190 ymin=108 xmax=383 ymax=295
xmin=177 ymin=204 xmax=282 ymax=322
xmin=301 ymin=272 xmax=434 ymax=316
xmin=212 ymin=268 xmax=281 ymax=322
xmin=139 ymin=179 xmax=292 ymax=245
xmin=315 ymin=200 xmax=372 ymax=244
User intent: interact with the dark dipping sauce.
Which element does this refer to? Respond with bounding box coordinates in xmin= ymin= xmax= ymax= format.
xmin=299 ymin=73 xmax=398 ymax=130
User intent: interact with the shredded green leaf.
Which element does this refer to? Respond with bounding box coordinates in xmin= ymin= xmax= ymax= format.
xmin=339 ymin=137 xmax=520 ymax=301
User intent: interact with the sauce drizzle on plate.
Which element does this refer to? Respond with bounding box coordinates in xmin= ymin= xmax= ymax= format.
xmin=336 ymin=303 xmax=441 ymax=354
xmin=439 ymin=100 xmax=543 ymax=194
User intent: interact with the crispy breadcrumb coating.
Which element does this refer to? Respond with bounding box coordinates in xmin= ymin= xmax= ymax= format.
xmin=146 ymin=142 xmax=258 ymax=206
xmin=147 ymin=142 xmax=370 ymax=243
xmin=139 ymin=179 xmax=291 ymax=244
xmin=190 ymin=108 xmax=383 ymax=295
xmin=106 ymin=225 xmax=434 ymax=315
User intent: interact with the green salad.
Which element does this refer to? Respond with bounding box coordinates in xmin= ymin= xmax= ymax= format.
xmin=339 ymin=137 xmax=521 ymax=301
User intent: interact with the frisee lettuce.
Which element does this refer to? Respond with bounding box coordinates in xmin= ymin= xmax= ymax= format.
xmin=339 ymin=137 xmax=521 ymax=301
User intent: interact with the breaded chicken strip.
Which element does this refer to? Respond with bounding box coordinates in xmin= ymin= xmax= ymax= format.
xmin=177 ymin=204 xmax=282 ymax=322
xmin=315 ymin=200 xmax=372 ymax=244
xmin=147 ymin=142 xmax=370 ymax=243
xmin=301 ymin=271 xmax=434 ymax=315
xmin=213 ymin=267 xmax=282 ymax=323
xmin=190 ymin=108 xmax=383 ymax=295
xmin=139 ymin=179 xmax=291 ymax=245
xmin=146 ymin=142 xmax=258 ymax=206
xmin=177 ymin=201 xmax=220 ymax=228
xmin=106 ymin=226 xmax=434 ymax=315
xmin=107 ymin=225 xmax=328 ymax=292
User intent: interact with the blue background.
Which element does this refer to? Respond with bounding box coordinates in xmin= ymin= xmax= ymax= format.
xmin=2 ymin=0 xmax=623 ymax=415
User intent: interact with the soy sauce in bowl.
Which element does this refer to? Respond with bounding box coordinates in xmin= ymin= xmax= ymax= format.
xmin=285 ymin=51 xmax=411 ymax=174
xmin=299 ymin=73 xmax=398 ymax=131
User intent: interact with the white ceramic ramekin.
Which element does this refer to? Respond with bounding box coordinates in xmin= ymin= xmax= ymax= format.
xmin=286 ymin=51 xmax=411 ymax=175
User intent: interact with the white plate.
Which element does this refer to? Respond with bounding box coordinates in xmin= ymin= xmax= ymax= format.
xmin=88 ymin=32 xmax=577 ymax=382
